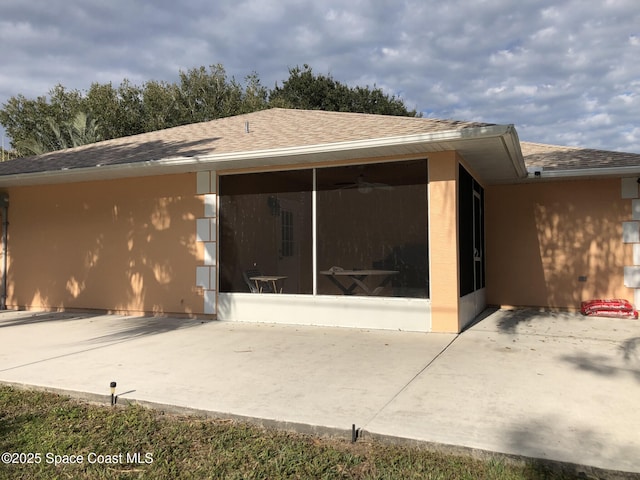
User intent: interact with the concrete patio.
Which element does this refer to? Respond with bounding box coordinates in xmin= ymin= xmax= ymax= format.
xmin=1 ymin=308 xmax=639 ymax=476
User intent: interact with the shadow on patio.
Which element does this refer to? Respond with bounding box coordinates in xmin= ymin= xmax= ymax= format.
xmin=559 ymin=336 xmax=640 ymax=384
xmin=0 ymin=311 xmax=97 ymax=329
xmin=81 ymin=316 xmax=213 ymax=345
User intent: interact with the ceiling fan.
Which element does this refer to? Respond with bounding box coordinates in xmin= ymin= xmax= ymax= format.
xmin=334 ymin=173 xmax=393 ymax=193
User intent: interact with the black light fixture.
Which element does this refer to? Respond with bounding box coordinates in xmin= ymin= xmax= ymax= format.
xmin=110 ymin=381 xmax=117 ymax=406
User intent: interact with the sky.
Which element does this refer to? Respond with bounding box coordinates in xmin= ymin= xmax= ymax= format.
xmin=0 ymin=0 xmax=639 ymax=153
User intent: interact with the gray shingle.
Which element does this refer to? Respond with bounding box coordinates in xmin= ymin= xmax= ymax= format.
xmin=0 ymin=108 xmax=491 ymax=177
xmin=4 ymin=108 xmax=635 ymax=179
xmin=521 ymin=141 xmax=640 ymax=171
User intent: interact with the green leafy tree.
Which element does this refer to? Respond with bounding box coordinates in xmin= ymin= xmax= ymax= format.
xmin=115 ymin=80 xmax=145 ymax=136
xmin=240 ymin=72 xmax=269 ymax=114
xmin=85 ymin=80 xmax=145 ymax=140
xmin=0 ymin=84 xmax=85 ymax=157
xmin=66 ymin=111 xmax=102 ymax=146
xmin=174 ymin=64 xmax=244 ymax=123
xmin=83 ymin=82 xmax=121 ymax=139
xmin=15 ymin=111 xmax=102 ymax=156
xmin=269 ymin=64 xmax=418 ymax=116
xmin=142 ymin=80 xmax=181 ymax=131
xmin=0 ymin=63 xmax=417 ymax=158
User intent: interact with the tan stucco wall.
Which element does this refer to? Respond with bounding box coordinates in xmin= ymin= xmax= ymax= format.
xmin=486 ymin=178 xmax=633 ymax=310
xmin=4 ymin=173 xmax=204 ymax=315
xmin=428 ymin=151 xmax=460 ymax=332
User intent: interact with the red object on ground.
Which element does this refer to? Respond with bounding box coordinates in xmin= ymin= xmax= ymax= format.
xmin=581 ymin=299 xmax=638 ymax=319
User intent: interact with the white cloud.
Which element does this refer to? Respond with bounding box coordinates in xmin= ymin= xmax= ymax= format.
xmin=0 ymin=0 xmax=638 ymax=153
xmin=578 ymin=113 xmax=613 ymax=127
xmin=614 ymin=93 xmax=636 ymax=105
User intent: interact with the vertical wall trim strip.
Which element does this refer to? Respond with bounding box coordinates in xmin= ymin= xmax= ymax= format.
xmin=196 ymin=171 xmax=217 ymax=315
xmin=622 ymin=178 xmax=640 ymax=308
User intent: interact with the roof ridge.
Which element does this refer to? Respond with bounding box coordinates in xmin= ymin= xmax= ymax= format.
xmin=521 ymin=141 xmax=583 ymax=149
xmin=246 ymin=107 xmax=488 ymax=125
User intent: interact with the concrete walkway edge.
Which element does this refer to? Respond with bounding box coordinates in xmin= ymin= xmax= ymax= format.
xmin=2 ymin=380 xmax=637 ymax=480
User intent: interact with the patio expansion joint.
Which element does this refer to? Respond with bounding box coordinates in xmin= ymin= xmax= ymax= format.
xmin=360 ymin=333 xmax=460 ymax=431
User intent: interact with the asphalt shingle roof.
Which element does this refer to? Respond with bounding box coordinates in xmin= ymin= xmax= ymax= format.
xmin=521 ymin=141 xmax=640 ymax=171
xmin=0 ymin=108 xmax=490 ymax=177
xmin=1 ymin=108 xmax=638 ymax=179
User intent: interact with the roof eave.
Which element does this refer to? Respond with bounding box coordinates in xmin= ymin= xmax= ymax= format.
xmin=502 ymin=125 xmax=529 ymax=179
xmin=519 ymin=165 xmax=640 ymax=182
xmin=0 ymin=124 xmax=526 ymax=188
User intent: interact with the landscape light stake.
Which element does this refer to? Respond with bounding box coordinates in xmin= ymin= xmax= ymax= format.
xmin=110 ymin=381 xmax=117 ymax=406
xmin=351 ymin=424 xmax=361 ymax=443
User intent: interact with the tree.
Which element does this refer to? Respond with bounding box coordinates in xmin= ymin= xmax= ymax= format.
xmin=240 ymin=72 xmax=269 ymax=114
xmin=174 ymin=64 xmax=243 ymax=123
xmin=0 ymin=64 xmax=417 ymax=157
xmin=269 ymin=64 xmax=418 ymax=117
xmin=66 ymin=111 xmax=102 ymax=146
xmin=15 ymin=111 xmax=102 ymax=156
xmin=85 ymin=80 xmax=145 ymax=140
xmin=142 ymin=79 xmax=181 ymax=132
xmin=0 ymin=84 xmax=84 ymax=157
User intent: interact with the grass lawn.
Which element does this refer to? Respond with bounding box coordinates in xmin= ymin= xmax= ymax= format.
xmin=0 ymin=386 xmax=581 ymax=479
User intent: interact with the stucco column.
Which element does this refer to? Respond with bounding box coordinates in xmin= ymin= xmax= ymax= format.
xmin=429 ymin=152 xmax=461 ymax=332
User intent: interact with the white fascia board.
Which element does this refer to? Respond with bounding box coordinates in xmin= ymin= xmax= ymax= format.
xmin=500 ymin=125 xmax=528 ymax=179
xmin=524 ymin=165 xmax=640 ymax=180
xmin=0 ymin=124 xmax=519 ymax=187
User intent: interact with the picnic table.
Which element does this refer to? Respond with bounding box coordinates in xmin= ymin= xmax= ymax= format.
xmin=319 ymin=268 xmax=398 ymax=296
